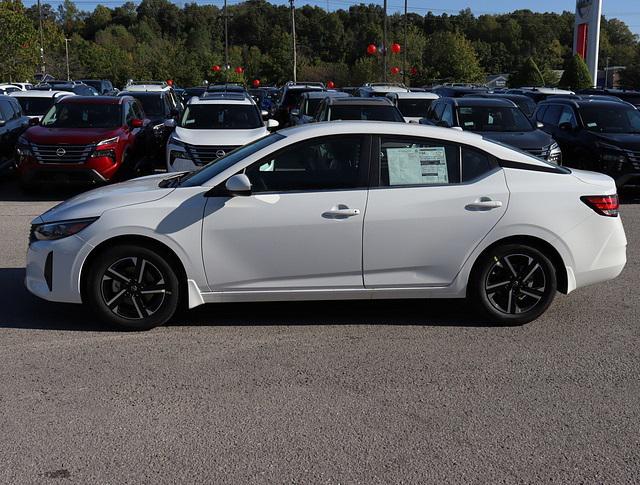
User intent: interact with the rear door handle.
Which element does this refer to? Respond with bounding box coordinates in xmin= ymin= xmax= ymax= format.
xmin=322 ymin=205 xmax=361 ymax=219
xmin=465 ymin=198 xmax=503 ymax=211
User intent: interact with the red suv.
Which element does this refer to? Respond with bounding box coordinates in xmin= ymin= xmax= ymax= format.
xmin=17 ymin=96 xmax=151 ymax=187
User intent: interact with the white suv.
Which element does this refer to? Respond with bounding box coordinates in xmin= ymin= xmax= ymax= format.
xmin=9 ymin=90 xmax=75 ymax=121
xmin=386 ymin=91 xmax=440 ymax=123
xmin=166 ymin=91 xmax=279 ymax=172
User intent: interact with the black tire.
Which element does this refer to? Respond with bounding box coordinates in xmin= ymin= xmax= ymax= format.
xmin=85 ymin=244 xmax=180 ymax=330
xmin=470 ymin=244 xmax=557 ymax=325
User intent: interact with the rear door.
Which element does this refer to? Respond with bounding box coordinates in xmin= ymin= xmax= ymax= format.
xmin=363 ymin=135 xmax=509 ymax=287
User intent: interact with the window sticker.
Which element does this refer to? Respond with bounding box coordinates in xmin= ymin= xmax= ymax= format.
xmin=387 ymin=146 xmax=449 ymax=185
xmin=459 ymin=107 xmax=472 ymax=115
xmin=587 ymin=122 xmax=598 ymax=128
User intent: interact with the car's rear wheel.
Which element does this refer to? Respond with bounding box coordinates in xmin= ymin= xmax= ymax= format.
xmin=86 ymin=245 xmax=180 ymax=330
xmin=471 ymin=244 xmax=557 ymax=325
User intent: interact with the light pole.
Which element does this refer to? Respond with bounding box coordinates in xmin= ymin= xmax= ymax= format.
xmin=64 ymin=38 xmax=71 ymax=81
xmin=290 ymin=0 xmax=297 ymax=83
xmin=402 ymin=0 xmax=407 ymax=85
xmin=37 ymin=0 xmax=46 ymax=74
xmin=224 ymin=0 xmax=229 ymax=70
xmin=382 ymin=0 xmax=387 ymax=82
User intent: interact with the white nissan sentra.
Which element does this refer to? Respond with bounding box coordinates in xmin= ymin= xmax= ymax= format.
xmin=25 ymin=122 xmax=627 ymax=330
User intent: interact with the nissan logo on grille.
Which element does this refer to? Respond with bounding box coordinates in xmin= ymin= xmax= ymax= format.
xmin=215 ymin=150 xmax=226 ymax=158
xmin=56 ymin=147 xmax=66 ymax=157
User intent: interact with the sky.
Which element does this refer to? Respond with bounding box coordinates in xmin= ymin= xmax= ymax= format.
xmin=24 ymin=0 xmax=640 ymax=35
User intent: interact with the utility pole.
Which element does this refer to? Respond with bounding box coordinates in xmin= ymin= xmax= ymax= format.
xmin=290 ymin=0 xmax=297 ymax=83
xmin=382 ymin=0 xmax=387 ymax=82
xmin=224 ymin=0 xmax=229 ymax=70
xmin=37 ymin=0 xmax=46 ymax=75
xmin=604 ymin=56 xmax=610 ymax=89
xmin=402 ymin=0 xmax=407 ymax=85
xmin=64 ymin=38 xmax=70 ymax=81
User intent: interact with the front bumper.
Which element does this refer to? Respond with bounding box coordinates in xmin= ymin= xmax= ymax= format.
xmin=25 ymin=235 xmax=88 ymax=304
xmin=18 ymin=153 xmax=121 ymax=185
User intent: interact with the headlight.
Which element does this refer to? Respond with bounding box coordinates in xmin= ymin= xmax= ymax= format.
xmin=96 ymin=136 xmax=119 ymax=147
xmin=31 ymin=217 xmax=98 ymax=243
xmin=547 ymin=142 xmax=562 ymax=164
xmin=153 ymin=123 xmax=165 ymax=132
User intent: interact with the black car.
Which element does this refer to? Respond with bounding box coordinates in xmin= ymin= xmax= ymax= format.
xmin=533 ymin=98 xmax=640 ymax=187
xmin=275 ymin=82 xmax=325 ymax=126
xmin=181 ymin=87 xmax=207 ymax=103
xmin=0 ymin=96 xmax=33 ymax=175
xmin=290 ymin=90 xmax=350 ymax=125
xmin=577 ymin=89 xmax=640 ymax=109
xmin=117 ymin=90 xmax=182 ymax=164
xmin=33 ymin=81 xmax=99 ymax=96
xmin=423 ymin=97 xmax=562 ymax=163
xmin=313 ymin=97 xmax=405 ymax=122
xmin=79 ymin=79 xmax=117 ymax=95
xmin=463 ymin=93 xmax=537 ymax=118
xmin=432 ymin=85 xmax=489 ymax=98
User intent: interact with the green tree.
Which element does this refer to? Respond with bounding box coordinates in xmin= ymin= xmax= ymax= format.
xmin=0 ymin=0 xmax=38 ymax=81
xmin=423 ymin=31 xmax=484 ymax=83
xmin=559 ymin=54 xmax=593 ymax=90
xmin=508 ymin=57 xmax=545 ymax=87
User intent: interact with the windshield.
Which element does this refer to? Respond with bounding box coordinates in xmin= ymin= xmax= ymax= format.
xmin=133 ymin=95 xmax=165 ymax=117
xmin=397 ymin=99 xmax=435 ymax=117
xmin=181 ymin=104 xmax=262 ymax=129
xmin=15 ymin=97 xmax=54 ymax=115
xmin=41 ymin=103 xmax=122 ymax=128
xmin=282 ymin=89 xmax=320 ymax=107
xmin=179 ymin=133 xmax=285 ymax=187
xmin=304 ymin=98 xmax=323 ymax=116
xmin=82 ymin=80 xmax=102 ymax=91
xmin=329 ymin=105 xmax=404 ymax=122
xmin=457 ymin=106 xmax=533 ymax=132
xmin=581 ymin=106 xmax=640 ymax=133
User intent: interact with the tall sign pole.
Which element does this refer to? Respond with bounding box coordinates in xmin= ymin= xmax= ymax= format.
xmin=382 ymin=0 xmax=387 ymax=82
xmin=37 ymin=0 xmax=46 ymax=74
xmin=290 ymin=0 xmax=297 ymax=83
xmin=573 ymin=0 xmax=602 ymax=86
xmin=402 ymin=0 xmax=407 ymax=85
xmin=224 ymin=0 xmax=229 ymax=70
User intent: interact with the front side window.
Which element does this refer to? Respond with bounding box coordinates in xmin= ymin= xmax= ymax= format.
xmin=558 ymin=107 xmax=577 ymax=128
xmin=457 ymin=105 xmax=533 ymax=132
xmin=328 ymin=105 xmax=404 ymax=122
xmin=245 ymin=136 xmax=366 ymax=193
xmin=542 ymin=105 xmax=563 ymax=126
xmin=441 ymin=105 xmax=454 ymax=126
xmin=181 ymin=105 xmax=262 ymax=129
xmin=580 ymin=106 xmax=640 ymax=133
xmin=41 ymin=103 xmax=122 ymax=129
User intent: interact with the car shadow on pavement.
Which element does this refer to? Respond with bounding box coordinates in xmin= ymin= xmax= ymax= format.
xmin=0 ymin=177 xmax=85 ymax=203
xmin=1 ymin=267 xmax=505 ymax=331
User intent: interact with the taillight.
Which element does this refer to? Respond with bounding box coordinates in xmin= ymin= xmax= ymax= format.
xmin=581 ymin=194 xmax=619 ymax=217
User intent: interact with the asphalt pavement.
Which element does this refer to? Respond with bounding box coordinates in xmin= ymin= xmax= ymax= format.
xmin=1 ymin=178 xmax=639 ymax=484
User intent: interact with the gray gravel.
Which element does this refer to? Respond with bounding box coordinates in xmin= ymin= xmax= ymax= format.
xmin=1 ymin=179 xmax=639 ymax=484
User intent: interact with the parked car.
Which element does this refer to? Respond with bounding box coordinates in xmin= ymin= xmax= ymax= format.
xmin=423 ymin=97 xmax=562 ymax=164
xmin=0 ymin=84 xmax=23 ymax=95
xmin=248 ymin=88 xmax=276 ymax=118
xmin=289 ymin=91 xmax=350 ymax=125
xmin=181 ymin=87 xmax=207 ymax=104
xmin=506 ymin=87 xmax=574 ymax=103
xmin=10 ymin=83 xmax=33 ymax=91
xmin=118 ymin=88 xmax=181 ymax=164
xmin=34 ymin=81 xmax=99 ymax=96
xmin=314 ymin=97 xmax=405 ymax=122
xmin=533 ymin=98 xmax=640 ymax=187
xmin=165 ymin=90 xmax=279 ymax=172
xmin=24 ymin=122 xmax=626 ymax=330
xmin=577 ymin=89 xmax=640 ymax=109
xmin=9 ymin=90 xmax=74 ymax=121
xmin=16 ymin=96 xmax=152 ymax=188
xmin=79 ymin=79 xmax=117 ymax=96
xmin=386 ymin=91 xmax=440 ymax=123
xmin=275 ymin=82 xmax=325 ymax=126
xmin=356 ymin=83 xmax=410 ymax=97
xmin=0 ymin=96 xmax=33 ymax=175
xmin=463 ymin=93 xmax=537 ymax=118
xmin=432 ymin=85 xmax=488 ymax=98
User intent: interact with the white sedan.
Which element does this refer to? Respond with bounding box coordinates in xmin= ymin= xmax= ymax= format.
xmin=25 ymin=122 xmax=627 ymax=329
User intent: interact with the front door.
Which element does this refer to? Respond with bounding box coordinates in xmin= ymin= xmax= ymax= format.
xmin=202 ymin=135 xmax=370 ymax=291
xmin=364 ymin=135 xmax=510 ymax=287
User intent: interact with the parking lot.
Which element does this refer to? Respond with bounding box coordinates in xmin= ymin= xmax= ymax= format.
xmin=0 ymin=176 xmax=638 ymax=483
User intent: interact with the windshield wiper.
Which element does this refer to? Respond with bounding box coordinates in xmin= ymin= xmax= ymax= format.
xmin=158 ymin=172 xmax=187 ymax=188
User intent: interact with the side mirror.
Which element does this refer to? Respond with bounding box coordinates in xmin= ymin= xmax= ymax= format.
xmin=266 ymin=119 xmax=279 ymax=130
xmin=261 ymin=110 xmax=269 ymax=118
xmin=290 ymin=108 xmax=300 ymax=117
xmin=0 ymin=120 xmax=5 ymax=127
xmin=536 ymin=121 xmax=544 ymax=129
xmin=225 ymin=173 xmax=252 ymax=196
xmin=164 ymin=118 xmax=177 ymax=128
xmin=558 ymin=122 xmax=574 ymax=132
xmin=130 ymin=118 xmax=144 ymax=128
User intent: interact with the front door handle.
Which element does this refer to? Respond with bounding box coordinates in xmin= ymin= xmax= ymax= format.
xmin=465 ymin=197 xmax=503 ymax=211
xmin=322 ymin=205 xmax=361 ymax=219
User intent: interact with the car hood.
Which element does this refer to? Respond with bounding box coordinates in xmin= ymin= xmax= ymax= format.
xmin=174 ymin=126 xmax=267 ymax=146
xmin=590 ymin=132 xmax=640 ymax=151
xmin=34 ymin=173 xmax=175 ymax=224
xmin=25 ymin=126 xmax=121 ymax=145
xmin=478 ymin=129 xmax=553 ymax=150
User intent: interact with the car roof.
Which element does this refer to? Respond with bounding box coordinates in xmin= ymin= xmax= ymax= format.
xmin=125 ymin=84 xmax=171 ymax=92
xmin=9 ymin=90 xmax=75 ymax=98
xmin=58 ymin=95 xmax=126 ymax=105
xmin=304 ymin=91 xmax=350 ymax=99
xmin=390 ymin=92 xmax=439 ymax=99
xmin=451 ymin=97 xmax=517 ymax=108
xmin=118 ymin=90 xmax=164 ymax=98
xmin=538 ymin=97 xmax=632 ymax=109
xmin=190 ymin=92 xmax=254 ymax=105
xmin=327 ymin=97 xmax=394 ymax=106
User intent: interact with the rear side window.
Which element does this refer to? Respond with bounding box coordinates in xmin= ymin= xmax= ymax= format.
xmin=0 ymin=100 xmax=13 ymax=121
xmin=535 ymin=105 xmax=548 ymax=122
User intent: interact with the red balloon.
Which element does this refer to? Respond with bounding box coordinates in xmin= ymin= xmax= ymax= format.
xmin=366 ymin=44 xmax=377 ymax=55
xmin=235 ymin=66 xmax=244 ymax=74
xmin=391 ymin=43 xmax=401 ymax=54
xmin=212 ymin=65 xmax=221 ymax=72
xmin=252 ymin=79 xmax=261 ymax=87
xmin=327 ymin=81 xmax=335 ymax=89
xmin=166 ymin=79 xmax=174 ymax=86
xmin=390 ymin=66 xmax=400 ymax=75
xmin=410 ymin=67 xmax=418 ymax=76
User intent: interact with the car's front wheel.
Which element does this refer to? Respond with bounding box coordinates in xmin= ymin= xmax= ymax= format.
xmin=86 ymin=245 xmax=180 ymax=330
xmin=471 ymin=244 xmax=557 ymax=325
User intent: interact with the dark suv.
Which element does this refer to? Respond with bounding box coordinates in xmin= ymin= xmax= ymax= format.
xmin=17 ymin=96 xmax=151 ymax=187
xmin=314 ymin=97 xmax=404 ymax=122
xmin=533 ymin=98 xmax=640 ymax=187
xmin=275 ymin=82 xmax=325 ymax=126
xmin=423 ymin=97 xmax=562 ymax=163
xmin=0 ymin=96 xmax=33 ymax=175
xmin=79 ymin=79 xmax=117 ymax=96
xmin=577 ymin=89 xmax=640 ymax=109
